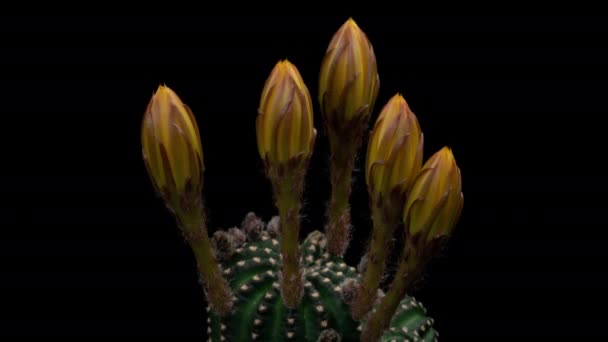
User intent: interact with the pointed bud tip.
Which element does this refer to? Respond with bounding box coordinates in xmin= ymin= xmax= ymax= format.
xmin=275 ymin=59 xmax=295 ymax=69
xmin=425 ymin=146 xmax=458 ymax=172
xmin=153 ymin=84 xmax=179 ymax=101
xmin=438 ymin=146 xmax=455 ymax=160
xmin=344 ymin=17 xmax=359 ymax=29
xmin=339 ymin=18 xmax=364 ymax=39
xmin=272 ymin=59 xmax=300 ymax=76
xmin=380 ymin=93 xmax=411 ymax=119
xmin=155 ymin=83 xmax=170 ymax=93
xmin=389 ymin=93 xmax=407 ymax=104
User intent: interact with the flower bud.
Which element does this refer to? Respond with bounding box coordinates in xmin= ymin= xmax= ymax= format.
xmin=257 ymin=60 xmax=317 ymax=165
xmin=319 ymin=18 xmax=380 ymax=125
xmin=404 ymin=147 xmax=463 ymax=242
xmin=141 ymin=85 xmax=204 ymax=212
xmin=366 ymin=94 xmax=423 ymax=200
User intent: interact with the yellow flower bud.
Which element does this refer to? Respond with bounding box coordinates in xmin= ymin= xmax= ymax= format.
xmin=257 ymin=60 xmax=317 ymax=165
xmin=319 ymin=18 xmax=380 ymax=124
xmin=366 ymin=94 xmax=423 ymax=200
xmin=404 ymin=147 xmax=463 ymax=241
xmin=141 ymin=85 xmax=204 ymax=212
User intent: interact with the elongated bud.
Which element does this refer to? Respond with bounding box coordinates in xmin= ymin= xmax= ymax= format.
xmin=256 ymin=60 xmax=317 ymax=308
xmin=141 ymin=85 xmax=204 ymax=214
xmin=141 ymin=85 xmax=232 ymax=316
xmin=319 ymin=18 xmax=379 ymax=125
xmin=352 ymin=94 xmax=423 ymax=320
xmin=366 ymin=94 xmax=423 ymax=202
xmin=257 ymin=60 xmax=317 ymax=166
xmin=320 ymin=18 xmax=379 ymax=257
xmin=404 ymin=147 xmax=463 ymax=243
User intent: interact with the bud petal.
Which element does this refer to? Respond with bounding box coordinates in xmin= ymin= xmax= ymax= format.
xmin=141 ymin=85 xmax=204 ymax=211
xmin=404 ymin=147 xmax=463 ymax=241
xmin=257 ymin=60 xmax=316 ymax=165
xmin=366 ymin=94 xmax=423 ymax=200
xmin=319 ymin=18 xmax=380 ymax=124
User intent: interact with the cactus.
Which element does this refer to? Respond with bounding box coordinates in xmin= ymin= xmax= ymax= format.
xmin=207 ymin=216 xmax=437 ymax=342
xmin=141 ymin=17 xmax=463 ymax=341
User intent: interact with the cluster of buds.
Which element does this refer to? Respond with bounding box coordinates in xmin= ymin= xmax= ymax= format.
xmin=318 ymin=19 xmax=464 ymax=342
xmin=140 ymin=17 xmax=464 ymax=341
xmin=361 ymin=147 xmax=463 ymax=341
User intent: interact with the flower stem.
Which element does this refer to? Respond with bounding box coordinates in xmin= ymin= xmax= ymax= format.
xmin=326 ymin=134 xmax=357 ymax=257
xmin=360 ymin=239 xmax=420 ymax=342
xmin=351 ymin=200 xmax=401 ymax=320
xmin=179 ymin=205 xmax=233 ymax=316
xmin=270 ymin=167 xmax=306 ymax=308
xmin=277 ymin=189 xmax=303 ymax=308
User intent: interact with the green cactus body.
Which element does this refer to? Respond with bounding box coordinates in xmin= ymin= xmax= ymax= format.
xmin=207 ymin=228 xmax=437 ymax=342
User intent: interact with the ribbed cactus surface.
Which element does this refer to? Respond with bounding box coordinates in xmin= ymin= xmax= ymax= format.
xmin=207 ymin=217 xmax=437 ymax=342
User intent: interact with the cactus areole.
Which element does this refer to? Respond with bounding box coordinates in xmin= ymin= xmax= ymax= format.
xmin=141 ymin=17 xmax=463 ymax=342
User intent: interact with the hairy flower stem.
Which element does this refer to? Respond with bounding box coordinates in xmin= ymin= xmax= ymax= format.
xmin=360 ymin=239 xmax=420 ymax=342
xmin=178 ymin=205 xmax=233 ymax=316
xmin=277 ymin=191 xmax=304 ymax=308
xmin=326 ymin=134 xmax=357 ymax=257
xmin=270 ymin=167 xmax=307 ymax=308
xmin=351 ymin=199 xmax=402 ymax=320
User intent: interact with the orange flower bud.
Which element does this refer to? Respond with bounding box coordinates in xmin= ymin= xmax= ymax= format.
xmin=366 ymin=94 xmax=423 ymax=200
xmin=141 ymin=85 xmax=204 ymax=212
xmin=404 ymin=147 xmax=464 ymax=241
xmin=319 ymin=18 xmax=380 ymax=125
xmin=257 ymin=60 xmax=317 ymax=165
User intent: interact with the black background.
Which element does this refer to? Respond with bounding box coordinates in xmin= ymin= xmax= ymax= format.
xmin=2 ymin=14 xmax=607 ymax=339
